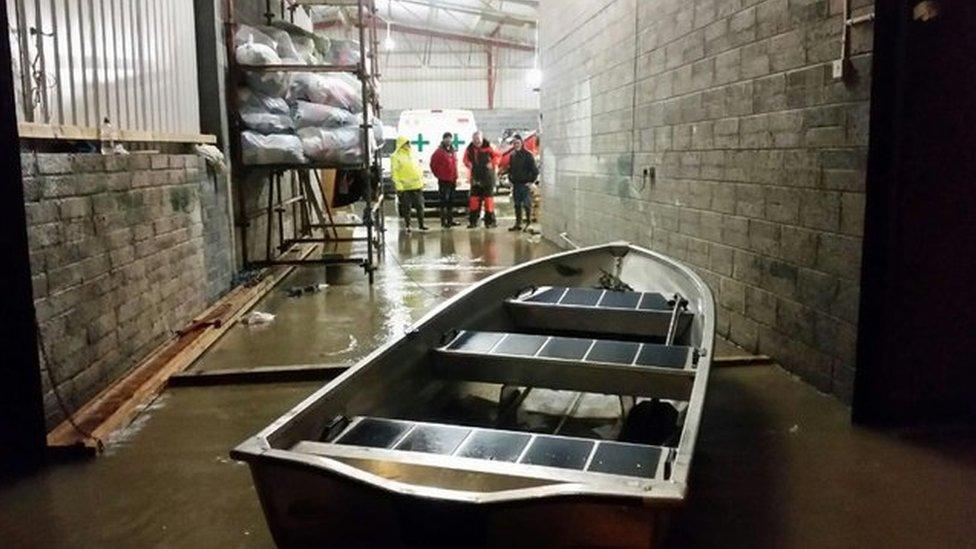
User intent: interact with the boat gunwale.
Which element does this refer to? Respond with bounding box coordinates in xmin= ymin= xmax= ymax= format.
xmin=245 ymin=446 xmax=689 ymax=506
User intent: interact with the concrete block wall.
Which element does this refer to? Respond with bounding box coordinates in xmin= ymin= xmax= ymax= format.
xmin=538 ymin=0 xmax=874 ymax=401
xmin=22 ymin=152 xmax=235 ymax=428
xmin=236 ymin=172 xmax=301 ymax=265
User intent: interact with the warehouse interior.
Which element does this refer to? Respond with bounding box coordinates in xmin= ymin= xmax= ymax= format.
xmin=1 ymin=0 xmax=975 ymax=547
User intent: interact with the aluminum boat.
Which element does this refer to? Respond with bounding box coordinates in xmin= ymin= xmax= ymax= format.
xmin=232 ymin=242 xmax=715 ymax=548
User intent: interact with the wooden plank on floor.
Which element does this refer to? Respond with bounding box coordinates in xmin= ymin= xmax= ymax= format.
xmin=713 ymin=354 xmax=774 ymax=367
xmin=168 ymin=363 xmax=352 ymax=387
xmin=45 ymin=244 xmax=318 ymax=451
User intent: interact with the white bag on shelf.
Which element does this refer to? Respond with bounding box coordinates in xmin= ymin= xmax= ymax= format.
xmin=322 ymin=38 xmax=362 ymax=65
xmin=241 ymin=131 xmax=306 ymax=166
xmin=269 ymin=21 xmax=327 ymax=65
xmin=246 ymin=71 xmax=291 ymax=98
xmin=289 ymin=73 xmax=362 ymax=113
xmin=298 ymin=126 xmax=364 ymax=164
xmin=238 ymin=87 xmax=290 ymax=115
xmin=292 ymin=101 xmax=359 ymax=129
xmin=235 ymin=40 xmax=279 ymax=66
xmin=239 ymin=88 xmax=294 ymax=134
xmin=371 ymin=117 xmax=385 ymax=147
xmin=236 ymin=32 xmax=291 ymax=97
xmin=234 ymin=25 xmax=276 ymax=50
xmin=266 ymin=27 xmax=304 ymax=63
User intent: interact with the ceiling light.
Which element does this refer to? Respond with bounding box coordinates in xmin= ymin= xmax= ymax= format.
xmin=384 ymin=22 xmax=395 ymax=50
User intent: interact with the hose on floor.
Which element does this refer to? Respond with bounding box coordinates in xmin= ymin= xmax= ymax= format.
xmin=35 ymin=318 xmax=105 ymax=453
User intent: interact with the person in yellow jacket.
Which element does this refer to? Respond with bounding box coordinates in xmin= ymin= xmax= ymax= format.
xmin=391 ymin=136 xmax=428 ymax=232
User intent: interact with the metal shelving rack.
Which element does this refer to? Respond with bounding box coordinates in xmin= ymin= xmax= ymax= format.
xmin=224 ymin=0 xmax=384 ymax=284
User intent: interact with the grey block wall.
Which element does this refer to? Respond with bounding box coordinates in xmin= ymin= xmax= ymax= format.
xmin=236 ymin=171 xmax=302 ymax=265
xmin=538 ymin=0 xmax=874 ymax=401
xmin=22 ymin=153 xmax=235 ymax=428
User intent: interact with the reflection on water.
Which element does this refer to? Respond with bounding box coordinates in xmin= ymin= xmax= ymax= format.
xmin=190 ymin=212 xmax=560 ymax=373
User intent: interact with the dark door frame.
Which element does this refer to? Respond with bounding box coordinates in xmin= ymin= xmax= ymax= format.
xmin=854 ymin=0 xmax=976 ymax=424
xmin=0 ymin=6 xmax=47 ymax=476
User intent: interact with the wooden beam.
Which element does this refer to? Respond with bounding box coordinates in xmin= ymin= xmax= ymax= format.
xmin=712 ymin=354 xmax=773 ymax=367
xmin=168 ymin=363 xmax=352 ymax=387
xmin=18 ymin=122 xmax=218 ymax=145
xmin=45 ymin=244 xmax=318 ymax=451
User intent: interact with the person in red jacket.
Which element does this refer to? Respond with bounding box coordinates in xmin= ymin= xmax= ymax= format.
xmin=429 ymin=132 xmax=459 ymax=228
xmin=463 ymin=131 xmax=500 ymax=228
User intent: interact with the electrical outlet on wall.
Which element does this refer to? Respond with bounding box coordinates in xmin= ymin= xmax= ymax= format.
xmin=832 ymin=59 xmax=845 ymax=80
xmin=643 ymin=166 xmax=655 ymax=184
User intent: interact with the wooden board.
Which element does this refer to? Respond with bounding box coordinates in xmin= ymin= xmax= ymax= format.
xmin=46 ymin=244 xmax=317 ymax=451
xmin=19 ymin=122 xmax=217 ymax=144
xmin=168 ymin=363 xmax=352 ymax=387
xmin=713 ymin=354 xmax=773 ymax=367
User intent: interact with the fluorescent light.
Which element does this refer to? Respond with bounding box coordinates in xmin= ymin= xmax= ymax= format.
xmin=384 ymin=21 xmax=395 ymax=50
xmin=527 ymin=68 xmax=542 ymax=89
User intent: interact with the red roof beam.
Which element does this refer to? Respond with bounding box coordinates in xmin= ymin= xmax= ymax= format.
xmin=314 ymin=16 xmax=535 ymax=52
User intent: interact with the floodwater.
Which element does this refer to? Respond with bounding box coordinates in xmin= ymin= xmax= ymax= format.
xmin=191 ymin=212 xmax=559 ymax=371
xmin=2 ymin=209 xmax=975 ymax=547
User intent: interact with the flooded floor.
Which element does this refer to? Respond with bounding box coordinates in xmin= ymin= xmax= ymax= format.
xmin=192 ymin=211 xmax=558 ymax=371
xmin=2 ymin=210 xmax=975 ymax=547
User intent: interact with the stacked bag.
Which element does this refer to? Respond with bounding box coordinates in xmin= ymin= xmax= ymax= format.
xmin=234 ymin=24 xmax=383 ymax=166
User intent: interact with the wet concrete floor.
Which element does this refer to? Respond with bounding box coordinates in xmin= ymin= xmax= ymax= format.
xmin=2 ymin=209 xmax=975 ymax=547
xmin=192 ymin=209 xmax=558 ymax=371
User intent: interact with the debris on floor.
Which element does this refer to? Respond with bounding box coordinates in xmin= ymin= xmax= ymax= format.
xmin=284 ymin=283 xmax=328 ymax=297
xmin=242 ymin=311 xmax=275 ymax=325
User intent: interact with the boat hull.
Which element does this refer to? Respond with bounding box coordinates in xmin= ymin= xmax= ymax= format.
xmin=248 ymin=458 xmax=671 ymax=548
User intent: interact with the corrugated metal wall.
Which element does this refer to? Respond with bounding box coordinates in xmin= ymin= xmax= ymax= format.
xmin=378 ymin=35 xmax=539 ymax=111
xmin=6 ymin=0 xmax=200 ymax=134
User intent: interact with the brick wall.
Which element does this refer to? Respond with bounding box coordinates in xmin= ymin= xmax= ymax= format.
xmin=22 ymin=152 xmax=235 ymax=428
xmin=539 ymin=0 xmax=873 ymax=401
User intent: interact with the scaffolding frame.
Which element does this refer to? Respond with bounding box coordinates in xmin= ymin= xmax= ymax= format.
xmin=224 ymin=0 xmax=384 ymax=283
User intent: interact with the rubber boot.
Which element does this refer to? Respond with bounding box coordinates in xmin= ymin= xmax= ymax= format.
xmin=468 ymin=210 xmax=479 ymax=229
xmin=509 ymin=207 xmax=522 ymax=231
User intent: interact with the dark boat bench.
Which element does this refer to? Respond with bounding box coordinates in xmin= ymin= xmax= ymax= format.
xmin=433 ymin=330 xmax=696 ymax=401
xmin=505 ymin=286 xmax=693 ymax=340
xmin=299 ymin=416 xmax=671 ymax=483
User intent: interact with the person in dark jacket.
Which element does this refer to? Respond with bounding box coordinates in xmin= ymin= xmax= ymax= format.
xmin=506 ymin=134 xmax=539 ymax=232
xmin=429 ymin=132 xmax=459 ymax=228
xmin=463 ymin=131 xmax=499 ymax=229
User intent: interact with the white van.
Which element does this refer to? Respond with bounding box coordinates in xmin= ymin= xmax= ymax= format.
xmin=396 ymin=109 xmax=478 ymax=191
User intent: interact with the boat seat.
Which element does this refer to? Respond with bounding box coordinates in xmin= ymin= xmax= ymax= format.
xmin=432 ymin=330 xmax=696 ymax=400
xmin=301 ymin=416 xmax=669 ymax=481
xmin=505 ymin=286 xmax=693 ymax=340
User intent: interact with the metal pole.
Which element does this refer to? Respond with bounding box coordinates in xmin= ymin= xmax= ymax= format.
xmin=265 ymin=173 xmax=274 ymax=261
xmin=14 ymin=0 xmax=34 ymax=122
xmin=276 ymin=173 xmax=285 ymax=253
xmin=486 ymin=46 xmax=495 ymax=109
xmin=665 ymin=294 xmax=687 ymax=346
xmin=357 ymin=0 xmax=376 ymax=282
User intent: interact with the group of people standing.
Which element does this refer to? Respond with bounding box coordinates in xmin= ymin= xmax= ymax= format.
xmin=391 ymin=130 xmax=538 ymax=233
